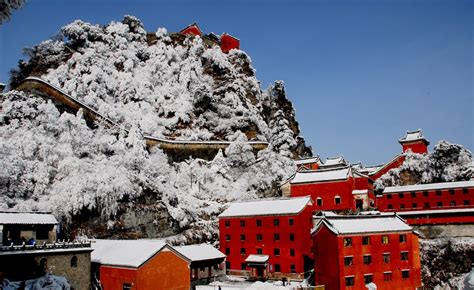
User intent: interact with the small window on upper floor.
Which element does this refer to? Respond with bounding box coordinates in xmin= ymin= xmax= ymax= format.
xmin=289 ymin=233 xmax=295 ymax=241
xmin=256 ymin=219 xmax=262 ymax=227
xmin=398 ymin=193 xmax=404 ymax=198
xmin=288 ymin=218 xmax=294 ymax=226
xmin=344 ymin=256 xmax=353 ymax=266
xmin=225 ymin=248 xmax=230 ymax=255
xmin=317 ymin=197 xmax=323 ymax=206
xmin=240 ymin=248 xmax=246 ymax=255
xmin=256 ymin=234 xmax=262 ymax=241
xmin=402 ymin=270 xmax=410 ymax=279
xmin=343 ymin=238 xmax=352 ymax=247
xmin=240 ymin=220 xmax=245 ymax=227
xmin=335 ymin=196 xmax=341 ymax=205
xmin=463 ymin=188 xmax=469 ymax=194
xmin=401 ymin=251 xmax=409 ymax=261
xmin=240 ymin=234 xmax=245 ymax=241
xmin=225 ymin=235 xmax=231 ymax=241
xmin=411 ymin=192 xmax=417 ymax=198
xmin=449 ymin=189 xmax=455 ymax=195
xmin=274 ymin=233 xmax=280 ymax=241
xmin=436 ymin=190 xmax=442 ymax=196
xmin=383 ymin=253 xmax=391 ymax=263
xmin=387 ymin=194 xmax=392 ymax=199
xmin=274 ymin=219 xmax=280 ymax=226
xmin=290 ymin=248 xmax=295 ymax=257
xmin=384 ymin=272 xmax=392 ymax=281
xmin=274 ymin=248 xmax=280 ymax=256
xmin=437 ymin=201 xmax=443 ymax=207
xmin=225 ymin=220 xmax=230 ymax=227
xmin=362 ymin=236 xmax=370 ymax=245
xmin=399 ymin=234 xmax=407 ymax=243
xmin=423 ymin=191 xmax=429 ymax=197
xmin=382 ymin=235 xmax=389 ymax=244
xmin=363 ymin=255 xmax=372 ymax=264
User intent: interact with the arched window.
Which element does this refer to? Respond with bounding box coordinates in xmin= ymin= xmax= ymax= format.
xmin=335 ymin=196 xmax=341 ymax=205
xmin=71 ymin=255 xmax=78 ymax=268
xmin=316 ymin=197 xmax=323 ymax=206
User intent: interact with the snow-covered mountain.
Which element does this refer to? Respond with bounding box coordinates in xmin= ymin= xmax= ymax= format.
xmin=1 ymin=16 xmax=310 ymax=243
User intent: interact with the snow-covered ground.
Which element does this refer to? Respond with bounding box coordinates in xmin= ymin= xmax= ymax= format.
xmin=197 ymin=278 xmax=307 ymax=290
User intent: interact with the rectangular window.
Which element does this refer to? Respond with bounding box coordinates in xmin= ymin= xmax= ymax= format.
xmin=399 ymin=234 xmax=407 ymax=243
xmin=423 ymin=191 xmax=429 ymax=197
xmin=290 ymin=264 xmax=296 ymax=273
xmin=343 ymin=238 xmax=352 ymax=247
xmin=449 ymin=189 xmax=455 ymax=195
xmin=225 ymin=248 xmax=230 ymax=255
xmin=364 ymin=274 xmax=373 ymax=284
xmin=401 ymin=251 xmax=409 ymax=261
xmin=362 ymin=236 xmax=370 ymax=245
xmin=275 ymin=264 xmax=281 ymax=272
xmin=437 ymin=201 xmax=443 ymax=207
xmin=225 ymin=220 xmax=230 ymax=227
xmin=402 ymin=270 xmax=410 ymax=278
xmin=400 ymin=204 xmax=405 ymax=209
xmin=387 ymin=194 xmax=392 ymax=199
xmin=463 ymin=188 xmax=469 ymax=194
xmin=240 ymin=248 xmax=246 ymax=255
xmin=226 ymin=261 xmax=230 ymax=270
xmin=241 ymin=263 xmax=246 ymax=270
xmin=424 ymin=202 xmax=430 ymax=209
xmin=450 ymin=200 xmax=456 ymax=206
xmin=274 ymin=233 xmax=280 ymax=241
xmin=317 ymin=198 xmax=323 ymax=206
xmin=256 ymin=234 xmax=262 ymax=241
xmin=465 ymin=200 xmax=471 ymax=206
xmin=382 ymin=235 xmax=389 ymax=244
xmin=240 ymin=220 xmax=245 ymax=227
xmin=290 ymin=249 xmax=295 ymax=257
xmin=399 ymin=193 xmax=404 ymax=198
xmin=225 ymin=235 xmax=231 ymax=241
xmin=363 ymin=255 xmax=372 ymax=265
xmin=412 ymin=203 xmax=417 ymax=208
xmin=436 ymin=190 xmax=442 ymax=196
xmin=345 ymin=276 xmax=355 ymax=286
xmin=256 ymin=248 xmax=263 ymax=254
xmin=335 ymin=196 xmax=341 ymax=205
xmin=411 ymin=192 xmax=417 ymax=198
xmin=384 ymin=272 xmax=392 ymax=281
xmin=274 ymin=219 xmax=279 ymax=226
xmin=383 ymin=253 xmax=391 ymax=263
xmin=123 ymin=283 xmax=132 ymax=290
xmin=388 ymin=204 xmax=393 ymax=209
xmin=289 ymin=233 xmax=295 ymax=241
xmin=288 ymin=218 xmax=294 ymax=226
xmin=274 ymin=248 xmax=280 ymax=256
xmin=240 ymin=234 xmax=245 ymax=241
xmin=256 ymin=219 xmax=262 ymax=227
xmin=344 ymin=256 xmax=353 ymax=266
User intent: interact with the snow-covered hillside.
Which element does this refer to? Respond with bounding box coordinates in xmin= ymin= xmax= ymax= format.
xmin=1 ymin=16 xmax=307 ymax=242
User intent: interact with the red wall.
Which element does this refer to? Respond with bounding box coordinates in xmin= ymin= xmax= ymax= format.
xmin=219 ymin=206 xmax=313 ymax=276
xmin=313 ymin=226 xmax=421 ymax=290
xmin=370 ymin=155 xmax=405 ymax=181
xmin=402 ymin=141 xmax=428 ymax=154
xmin=297 ymin=163 xmax=319 ymax=171
xmin=181 ymin=26 xmax=201 ymax=37
xmin=100 ymin=266 xmax=137 ymax=290
xmin=220 ymin=34 xmax=240 ymax=53
xmin=403 ymin=214 xmax=474 ymax=225
xmin=376 ymin=187 xmax=473 ymax=212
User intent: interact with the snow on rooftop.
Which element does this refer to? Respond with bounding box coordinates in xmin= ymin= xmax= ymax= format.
xmin=352 ymin=189 xmax=368 ymax=195
xmin=175 ymin=244 xmax=225 ymax=262
xmin=91 ymin=239 xmax=168 ymax=268
xmin=399 ymin=129 xmax=429 ymax=144
xmin=316 ymin=215 xmax=412 ymax=235
xmin=245 ymin=254 xmax=269 ymax=263
xmin=383 ymin=180 xmax=474 ymax=194
xmin=291 ymin=167 xmax=351 ymax=184
xmin=218 ymin=197 xmax=311 ymax=218
xmin=322 ymin=156 xmax=347 ymax=167
xmin=395 ymin=208 xmax=474 ymax=216
xmin=0 ymin=212 xmax=58 ymax=225
xmin=294 ymin=156 xmax=320 ymax=165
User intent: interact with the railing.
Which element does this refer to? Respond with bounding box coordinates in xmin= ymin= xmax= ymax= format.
xmin=0 ymin=240 xmax=91 ymax=252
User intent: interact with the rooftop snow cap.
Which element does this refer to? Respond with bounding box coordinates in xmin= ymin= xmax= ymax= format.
xmin=383 ymin=180 xmax=474 ymax=194
xmin=399 ymin=129 xmax=430 ymax=145
xmin=321 ymin=156 xmax=347 ymax=168
xmin=218 ymin=196 xmax=312 ymax=218
xmin=294 ymin=156 xmax=321 ymax=165
xmin=290 ymin=166 xmax=351 ymax=184
xmin=0 ymin=211 xmax=58 ymax=225
xmin=312 ymin=213 xmax=412 ymax=235
xmin=174 ymin=243 xmax=225 ymax=262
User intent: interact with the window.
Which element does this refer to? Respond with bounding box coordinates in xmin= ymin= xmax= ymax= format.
xmin=450 ymin=201 xmax=456 ymax=206
xmin=399 ymin=234 xmax=407 ymax=243
xmin=288 ymin=218 xmax=294 ymax=226
xmin=256 ymin=219 xmax=262 ymax=227
xmin=225 ymin=220 xmax=230 ymax=227
xmin=437 ymin=201 xmax=443 ymax=207
xmin=290 ymin=249 xmax=295 ymax=257
xmin=240 ymin=234 xmax=246 ymax=241
xmin=343 ymin=238 xmax=352 ymax=247
xmin=436 ymin=190 xmax=442 ymax=196
xmin=364 ymin=274 xmax=373 ymax=284
xmin=256 ymin=234 xmax=262 ymax=241
xmin=465 ymin=200 xmax=471 ymax=206
xmin=382 ymin=235 xmax=389 ymax=244
xmin=400 ymin=204 xmax=405 ymax=209
xmin=290 ymin=264 xmax=296 ymax=273
xmin=240 ymin=220 xmax=245 ymax=227
xmin=70 ymin=256 xmax=77 ymax=268
xmin=383 ymin=253 xmax=391 ymax=263
xmin=274 ymin=219 xmax=280 ymax=226
xmin=317 ymin=197 xmax=323 ymax=206
xmin=344 ymin=256 xmax=353 ymax=266
xmin=225 ymin=235 xmax=231 ymax=241
xmin=256 ymin=248 xmax=263 ymax=254
xmin=335 ymin=196 xmax=341 ymax=205
xmin=275 ymin=264 xmax=281 ymax=272
xmin=463 ymin=188 xmax=469 ymax=194
xmin=384 ymin=272 xmax=392 ymax=281
xmin=226 ymin=261 xmax=230 ymax=270
xmin=362 ymin=237 xmax=370 ymax=245
xmin=123 ymin=283 xmax=132 ymax=290
xmin=363 ymin=255 xmax=372 ymax=265
xmin=225 ymin=248 xmax=230 ymax=255
xmin=411 ymin=192 xmax=417 ymax=198
xmin=412 ymin=203 xmax=417 ymax=208
xmin=274 ymin=233 xmax=280 ymax=241
xmin=289 ymin=233 xmax=295 ymax=241
xmin=401 ymin=251 xmax=409 ymax=261
xmin=387 ymin=194 xmax=392 ymax=199
xmin=345 ymin=276 xmax=355 ymax=286
xmin=449 ymin=189 xmax=455 ymax=195
xmin=424 ymin=202 xmax=430 ymax=209
xmin=402 ymin=270 xmax=410 ymax=278
xmin=398 ymin=193 xmax=404 ymax=198
xmin=388 ymin=204 xmax=393 ymax=209
xmin=423 ymin=191 xmax=429 ymax=197
xmin=240 ymin=248 xmax=246 ymax=255
xmin=274 ymin=248 xmax=280 ymax=256
xmin=241 ymin=263 xmax=246 ymax=270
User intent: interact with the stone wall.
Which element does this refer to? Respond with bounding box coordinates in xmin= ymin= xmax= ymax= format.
xmin=414 ymin=224 xmax=474 ymax=238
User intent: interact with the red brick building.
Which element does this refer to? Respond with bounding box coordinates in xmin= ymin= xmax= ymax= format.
xmin=312 ymin=214 xmax=422 ymax=290
xmin=218 ymin=197 xmax=314 ymax=280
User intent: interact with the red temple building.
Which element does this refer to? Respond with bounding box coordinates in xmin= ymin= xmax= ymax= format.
xmin=312 ymin=213 xmax=422 ymax=290
xmin=294 ymin=156 xmax=322 ymax=171
xmin=178 ymin=23 xmax=240 ymax=53
xmin=218 ymin=197 xmax=314 ymax=280
xmin=180 ymin=23 xmax=202 ymax=37
xmin=398 ymin=129 xmax=430 ymax=154
xmin=220 ymin=33 xmax=240 ymax=53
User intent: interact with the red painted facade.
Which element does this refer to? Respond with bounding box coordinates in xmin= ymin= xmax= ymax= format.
xmin=180 ymin=23 xmax=202 ymax=37
xmin=313 ymin=221 xmax=421 ymax=289
xmin=398 ymin=210 xmax=474 ymax=225
xmin=219 ymin=204 xmax=314 ymax=278
xmin=220 ymin=33 xmax=240 ymax=53
xmin=401 ymin=141 xmax=429 ymax=154
xmin=369 ymin=155 xmax=405 ymax=181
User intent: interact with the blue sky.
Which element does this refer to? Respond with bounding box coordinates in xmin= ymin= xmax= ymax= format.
xmin=0 ymin=0 xmax=472 ymax=165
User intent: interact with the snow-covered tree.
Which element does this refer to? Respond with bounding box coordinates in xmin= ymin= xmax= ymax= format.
xmin=0 ymin=0 xmax=25 ymax=24
xmin=269 ymin=110 xmax=297 ymax=157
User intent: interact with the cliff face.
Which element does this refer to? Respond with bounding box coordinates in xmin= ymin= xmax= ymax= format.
xmin=2 ymin=16 xmax=310 ymax=242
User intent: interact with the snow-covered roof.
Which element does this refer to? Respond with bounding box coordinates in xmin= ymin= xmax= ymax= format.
xmin=294 ymin=156 xmax=321 ymax=165
xmin=358 ymin=164 xmax=384 ymax=175
xmin=395 ymin=208 xmax=474 ymax=216
xmin=0 ymin=212 xmax=58 ymax=225
xmin=399 ymin=129 xmax=429 ymax=144
xmin=218 ymin=197 xmax=312 ymax=218
xmin=313 ymin=215 xmax=412 ymax=235
xmin=290 ymin=167 xmax=351 ymax=184
xmin=383 ymin=180 xmax=474 ymax=194
xmin=321 ymin=156 xmax=347 ymax=167
xmin=352 ymin=189 xmax=368 ymax=195
xmin=91 ymin=239 xmax=180 ymax=268
xmin=175 ymin=244 xmax=225 ymax=262
xmin=245 ymin=254 xmax=269 ymax=263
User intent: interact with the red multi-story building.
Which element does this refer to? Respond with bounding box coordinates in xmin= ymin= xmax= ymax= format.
xmin=294 ymin=156 xmax=322 ymax=171
xmin=218 ymin=197 xmax=314 ymax=280
xmin=312 ymin=214 xmax=422 ymax=290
